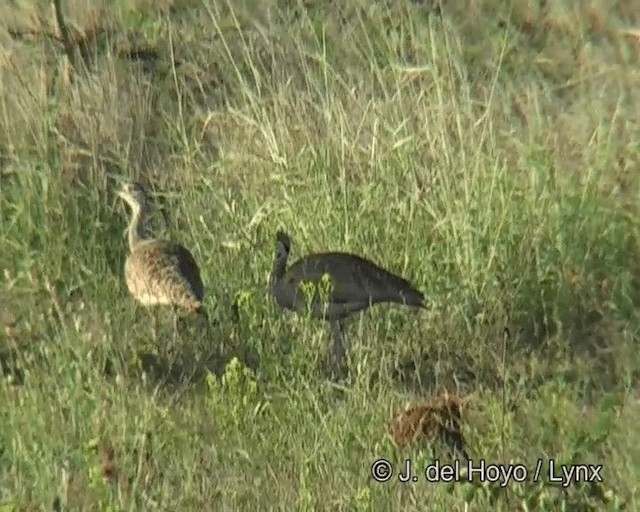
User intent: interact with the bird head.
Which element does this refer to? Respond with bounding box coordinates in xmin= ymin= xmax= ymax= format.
xmin=117 ymin=181 xmax=149 ymax=212
xmin=275 ymin=230 xmax=291 ymax=255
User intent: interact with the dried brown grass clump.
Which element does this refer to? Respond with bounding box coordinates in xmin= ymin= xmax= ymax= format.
xmin=388 ymin=393 xmax=468 ymax=457
xmin=5 ymin=2 xmax=108 ymax=77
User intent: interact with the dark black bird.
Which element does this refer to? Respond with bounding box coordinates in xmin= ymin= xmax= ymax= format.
xmin=269 ymin=230 xmax=426 ymax=370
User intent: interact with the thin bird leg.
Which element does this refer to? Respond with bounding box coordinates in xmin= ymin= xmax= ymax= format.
xmin=329 ymin=320 xmax=347 ymax=371
xmin=151 ymin=310 xmax=159 ymax=341
xmin=231 ymin=297 xmax=241 ymax=325
xmin=172 ymin=306 xmax=179 ymax=345
xmin=196 ymin=307 xmax=210 ymax=334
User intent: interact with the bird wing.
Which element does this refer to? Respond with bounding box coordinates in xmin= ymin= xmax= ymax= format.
xmin=137 ymin=240 xmax=205 ymax=301
xmin=288 ymin=253 xmax=404 ymax=305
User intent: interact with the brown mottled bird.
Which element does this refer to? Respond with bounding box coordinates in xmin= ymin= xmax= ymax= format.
xmin=388 ymin=394 xmax=468 ymax=459
xmin=269 ymin=230 xmax=426 ymax=373
xmin=117 ymin=182 xmax=206 ymax=339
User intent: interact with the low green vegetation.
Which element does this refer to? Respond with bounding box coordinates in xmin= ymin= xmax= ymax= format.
xmin=1 ymin=0 xmax=639 ymax=509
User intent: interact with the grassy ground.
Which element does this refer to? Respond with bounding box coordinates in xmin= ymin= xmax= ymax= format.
xmin=1 ymin=0 xmax=640 ymax=509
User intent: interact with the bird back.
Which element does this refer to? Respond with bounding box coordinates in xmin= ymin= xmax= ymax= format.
xmin=285 ymin=252 xmax=425 ymax=308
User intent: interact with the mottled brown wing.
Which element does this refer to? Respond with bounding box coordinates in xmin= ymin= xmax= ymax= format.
xmin=126 ymin=240 xmax=204 ymax=309
xmin=154 ymin=240 xmax=205 ymax=302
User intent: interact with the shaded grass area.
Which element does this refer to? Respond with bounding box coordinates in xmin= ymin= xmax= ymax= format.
xmin=1 ymin=0 xmax=640 ymax=509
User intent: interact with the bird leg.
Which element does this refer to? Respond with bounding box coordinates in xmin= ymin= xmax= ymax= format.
xmin=150 ymin=310 xmax=159 ymax=342
xmin=172 ymin=305 xmax=179 ymax=345
xmin=198 ymin=307 xmax=210 ymax=327
xmin=231 ymin=297 xmax=241 ymax=325
xmin=328 ymin=320 xmax=348 ymax=377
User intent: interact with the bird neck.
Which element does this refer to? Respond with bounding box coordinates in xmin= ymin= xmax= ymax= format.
xmin=127 ymin=204 xmax=148 ymax=251
xmin=269 ymin=251 xmax=288 ymax=289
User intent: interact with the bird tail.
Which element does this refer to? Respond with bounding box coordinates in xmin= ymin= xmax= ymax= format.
xmin=401 ymin=288 xmax=427 ymax=309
